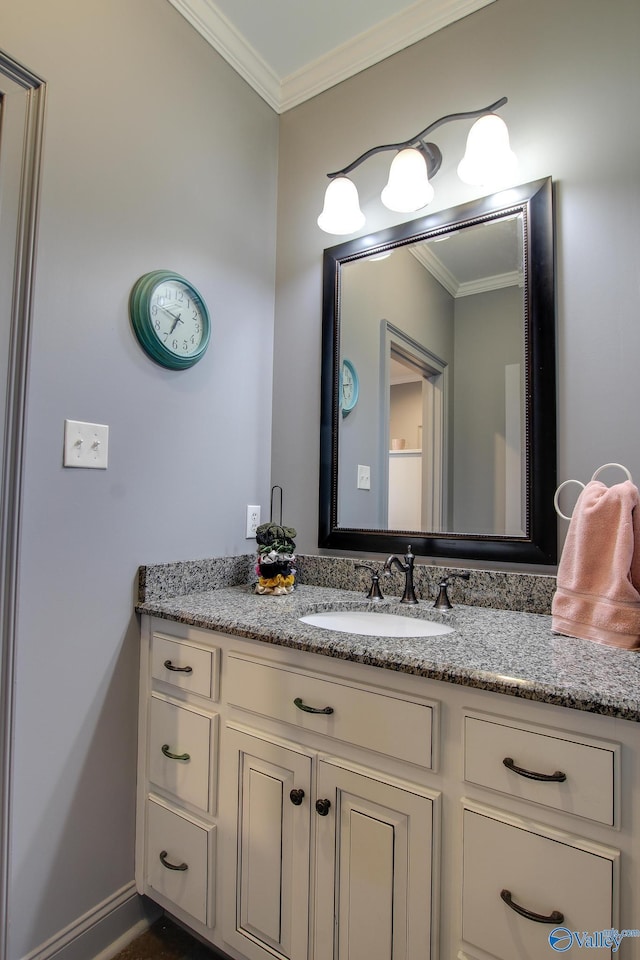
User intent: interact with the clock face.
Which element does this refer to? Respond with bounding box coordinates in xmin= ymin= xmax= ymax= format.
xmin=129 ymin=270 xmax=211 ymax=369
xmin=150 ymin=279 xmax=206 ymax=359
xmin=342 ymin=366 xmax=354 ymax=404
xmin=340 ymin=359 xmax=359 ymax=416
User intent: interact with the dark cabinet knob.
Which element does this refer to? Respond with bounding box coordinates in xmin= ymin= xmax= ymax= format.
xmin=289 ymin=788 xmax=305 ymax=806
xmin=315 ymin=798 xmax=331 ymax=816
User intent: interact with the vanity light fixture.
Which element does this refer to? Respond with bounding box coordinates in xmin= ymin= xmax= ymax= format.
xmin=317 ymin=96 xmax=517 ymax=236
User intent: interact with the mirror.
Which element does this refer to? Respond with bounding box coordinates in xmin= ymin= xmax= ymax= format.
xmin=319 ymin=178 xmax=556 ymax=564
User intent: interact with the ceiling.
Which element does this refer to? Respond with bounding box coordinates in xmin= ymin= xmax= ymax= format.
xmin=167 ymin=0 xmax=497 ymax=113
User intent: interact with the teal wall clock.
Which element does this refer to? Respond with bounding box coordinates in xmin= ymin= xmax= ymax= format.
xmin=129 ymin=270 xmax=211 ymax=369
xmin=340 ymin=358 xmax=359 ymax=416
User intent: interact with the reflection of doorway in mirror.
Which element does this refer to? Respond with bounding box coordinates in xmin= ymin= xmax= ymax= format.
xmin=387 ymin=348 xmax=444 ymax=531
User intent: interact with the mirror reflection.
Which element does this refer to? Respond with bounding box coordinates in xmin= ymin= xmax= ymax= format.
xmin=338 ymin=213 xmax=525 ymax=536
xmin=320 ymin=178 xmax=557 ymax=565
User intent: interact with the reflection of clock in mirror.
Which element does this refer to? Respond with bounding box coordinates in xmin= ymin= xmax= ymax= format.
xmin=340 ymin=358 xmax=359 ymax=416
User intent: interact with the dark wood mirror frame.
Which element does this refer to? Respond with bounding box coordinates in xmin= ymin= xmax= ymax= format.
xmin=319 ymin=177 xmax=557 ymax=564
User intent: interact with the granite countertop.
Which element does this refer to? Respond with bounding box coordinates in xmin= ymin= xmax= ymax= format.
xmin=137 ymin=583 xmax=640 ymax=723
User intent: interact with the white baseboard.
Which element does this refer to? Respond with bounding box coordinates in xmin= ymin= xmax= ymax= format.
xmin=20 ymin=882 xmax=157 ymax=960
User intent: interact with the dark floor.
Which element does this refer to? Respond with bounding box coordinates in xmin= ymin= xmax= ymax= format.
xmin=112 ymin=917 xmax=222 ymax=960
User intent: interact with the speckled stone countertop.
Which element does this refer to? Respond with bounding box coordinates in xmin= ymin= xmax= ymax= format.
xmin=136 ymin=583 xmax=640 ymax=723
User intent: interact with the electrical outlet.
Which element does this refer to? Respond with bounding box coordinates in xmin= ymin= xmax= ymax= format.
xmin=246 ymin=505 xmax=261 ymax=539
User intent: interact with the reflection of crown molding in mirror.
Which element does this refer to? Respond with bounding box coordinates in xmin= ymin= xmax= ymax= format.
xmin=411 ymin=244 xmax=523 ymax=298
xmin=319 ymin=177 xmax=557 ymax=565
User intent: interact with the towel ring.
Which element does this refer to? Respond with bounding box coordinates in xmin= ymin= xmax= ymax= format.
xmin=591 ymin=463 xmax=633 ymax=483
xmin=554 ymin=463 xmax=634 ymax=520
xmin=554 ymin=479 xmax=586 ymax=521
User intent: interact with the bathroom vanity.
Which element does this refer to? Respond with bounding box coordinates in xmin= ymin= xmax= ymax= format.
xmin=135 ymin=580 xmax=640 ymax=960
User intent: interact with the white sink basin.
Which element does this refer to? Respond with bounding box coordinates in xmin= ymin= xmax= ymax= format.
xmin=299 ymin=610 xmax=454 ymax=638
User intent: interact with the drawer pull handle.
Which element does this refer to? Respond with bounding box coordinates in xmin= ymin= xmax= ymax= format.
xmin=161 ymin=743 xmax=190 ymax=762
xmin=163 ymin=659 xmax=193 ymax=674
xmin=159 ymin=850 xmax=188 ymax=872
xmin=315 ymin=798 xmax=331 ymax=816
xmin=503 ymin=757 xmax=567 ymax=782
xmin=294 ymin=697 xmax=334 ymax=715
xmin=500 ymin=889 xmax=564 ymax=924
xmin=290 ymin=788 xmax=305 ymax=806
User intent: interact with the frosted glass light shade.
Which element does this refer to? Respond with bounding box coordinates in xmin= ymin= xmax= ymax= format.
xmin=457 ymin=114 xmax=517 ymax=186
xmin=317 ymin=176 xmax=365 ymax=235
xmin=381 ymin=148 xmax=434 ymax=213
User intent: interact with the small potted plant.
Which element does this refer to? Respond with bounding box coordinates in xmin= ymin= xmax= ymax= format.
xmin=255 ymin=522 xmax=297 ymax=595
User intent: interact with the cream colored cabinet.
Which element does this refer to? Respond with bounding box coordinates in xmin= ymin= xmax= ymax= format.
xmin=137 ymin=616 xmax=639 ymax=960
xmin=314 ymin=758 xmax=435 ymax=960
xmin=461 ymin=802 xmax=618 ymax=960
xmin=460 ymin=711 xmax=623 ymax=960
xmin=463 ymin=713 xmax=617 ymax=825
xmin=144 ymin=798 xmax=215 ymax=925
xmin=224 ymin=727 xmax=313 ymax=960
xmin=136 ymin=630 xmax=221 ymax=929
xmin=223 ymin=727 xmax=436 ymax=960
xmin=223 ymin=653 xmax=438 ymax=960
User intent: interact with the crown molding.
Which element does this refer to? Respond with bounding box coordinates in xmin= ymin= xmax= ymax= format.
xmin=280 ymin=0 xmax=497 ymax=112
xmin=456 ymin=268 xmax=523 ymax=298
xmin=412 ymin=244 xmax=523 ymax=298
xmin=167 ymin=0 xmax=282 ymax=111
xmin=168 ymin=0 xmax=497 ymax=114
xmin=411 ymin=243 xmax=458 ymax=297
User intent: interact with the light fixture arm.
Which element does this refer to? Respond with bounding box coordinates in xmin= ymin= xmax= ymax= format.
xmin=326 ymin=96 xmax=508 ymax=180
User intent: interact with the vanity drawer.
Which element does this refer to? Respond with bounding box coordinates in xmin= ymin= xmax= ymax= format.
xmin=148 ymin=695 xmax=217 ymax=812
xmin=145 ymin=798 xmax=214 ymax=926
xmin=462 ymin=805 xmax=617 ymax=960
xmin=464 ymin=714 xmax=616 ymax=824
xmin=151 ymin=633 xmax=218 ymax=700
xmin=226 ymin=653 xmax=433 ymax=768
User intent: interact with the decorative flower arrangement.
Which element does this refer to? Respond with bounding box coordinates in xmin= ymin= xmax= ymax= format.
xmin=255 ymin=522 xmax=297 ymax=595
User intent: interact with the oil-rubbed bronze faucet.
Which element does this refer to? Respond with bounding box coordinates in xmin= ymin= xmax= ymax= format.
xmin=383 ymin=545 xmax=418 ymax=604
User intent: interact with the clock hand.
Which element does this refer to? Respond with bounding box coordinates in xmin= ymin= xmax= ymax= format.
xmin=169 ymin=313 xmax=183 ymax=334
xmin=158 ymin=305 xmax=181 ymax=322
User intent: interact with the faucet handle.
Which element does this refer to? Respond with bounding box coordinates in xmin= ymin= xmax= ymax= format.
xmin=355 ymin=564 xmax=384 ymax=601
xmin=433 ymin=571 xmax=470 ymax=610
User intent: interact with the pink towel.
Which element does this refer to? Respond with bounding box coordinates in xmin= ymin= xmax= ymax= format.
xmin=551 ymin=480 xmax=640 ymax=649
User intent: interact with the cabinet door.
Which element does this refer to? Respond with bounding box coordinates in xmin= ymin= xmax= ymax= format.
xmin=315 ymin=759 xmax=436 ymax=960
xmin=224 ymin=728 xmax=312 ymax=960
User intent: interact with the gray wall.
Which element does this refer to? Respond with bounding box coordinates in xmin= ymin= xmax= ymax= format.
xmin=390 ymin=382 xmax=422 ymax=451
xmin=1 ymin=1 xmax=278 ymax=957
xmin=273 ymin=0 xmax=640 ymax=566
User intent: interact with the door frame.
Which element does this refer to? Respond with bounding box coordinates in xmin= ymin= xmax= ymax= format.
xmin=380 ymin=321 xmax=448 ymax=532
xmin=0 ymin=51 xmax=46 ymax=960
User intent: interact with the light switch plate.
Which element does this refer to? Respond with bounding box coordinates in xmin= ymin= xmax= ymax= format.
xmin=63 ymin=420 xmax=109 ymax=469
xmin=357 ymin=464 xmax=371 ymax=490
